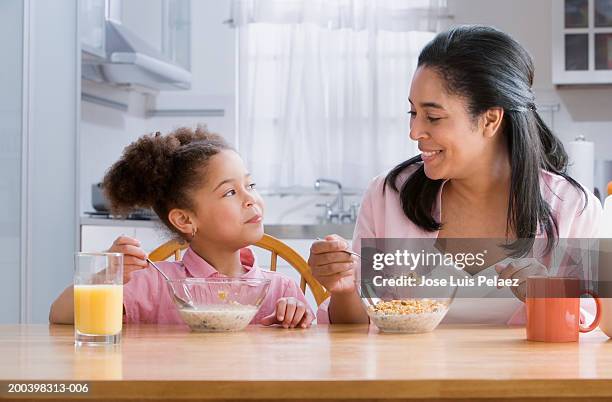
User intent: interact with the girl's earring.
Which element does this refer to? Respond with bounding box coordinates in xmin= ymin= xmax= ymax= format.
xmin=192 ymin=227 xmax=198 ymax=238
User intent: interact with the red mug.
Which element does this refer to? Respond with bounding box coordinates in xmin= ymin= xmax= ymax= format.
xmin=526 ymin=276 xmax=601 ymax=342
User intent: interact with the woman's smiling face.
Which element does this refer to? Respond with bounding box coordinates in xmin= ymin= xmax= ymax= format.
xmin=408 ymin=66 xmax=490 ymax=181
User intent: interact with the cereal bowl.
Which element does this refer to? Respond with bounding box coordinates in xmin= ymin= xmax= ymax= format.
xmin=167 ymin=278 xmax=271 ymax=332
xmin=357 ymin=277 xmax=457 ymax=334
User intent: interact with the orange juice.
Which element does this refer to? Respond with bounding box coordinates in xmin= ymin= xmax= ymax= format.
xmin=74 ymin=284 xmax=123 ymax=335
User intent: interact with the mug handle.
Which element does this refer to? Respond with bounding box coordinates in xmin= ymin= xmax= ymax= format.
xmin=579 ymin=290 xmax=602 ymax=333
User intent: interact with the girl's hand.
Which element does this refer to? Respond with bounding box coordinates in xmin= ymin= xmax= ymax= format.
xmin=308 ymin=235 xmax=357 ymax=294
xmin=108 ymin=236 xmax=148 ymax=284
xmin=260 ymin=297 xmax=314 ymax=329
xmin=494 ymin=258 xmax=548 ymax=302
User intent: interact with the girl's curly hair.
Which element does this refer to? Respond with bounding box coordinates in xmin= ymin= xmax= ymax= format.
xmin=102 ymin=126 xmax=231 ymax=238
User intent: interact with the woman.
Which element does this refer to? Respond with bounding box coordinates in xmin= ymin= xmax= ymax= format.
xmin=308 ymin=25 xmax=602 ymax=325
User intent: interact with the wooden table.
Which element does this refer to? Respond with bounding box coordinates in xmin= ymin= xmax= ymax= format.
xmin=1 ymin=324 xmax=612 ymax=401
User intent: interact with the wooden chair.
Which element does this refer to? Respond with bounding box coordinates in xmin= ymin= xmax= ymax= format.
xmin=148 ymin=234 xmax=329 ymax=306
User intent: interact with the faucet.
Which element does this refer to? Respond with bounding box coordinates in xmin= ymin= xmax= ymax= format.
xmin=314 ymin=178 xmax=344 ymax=211
xmin=314 ymin=178 xmax=358 ymax=223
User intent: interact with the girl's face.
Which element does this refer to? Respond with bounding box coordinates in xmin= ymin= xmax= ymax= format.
xmin=188 ymin=150 xmax=264 ymax=249
xmin=408 ymin=66 xmax=492 ymax=181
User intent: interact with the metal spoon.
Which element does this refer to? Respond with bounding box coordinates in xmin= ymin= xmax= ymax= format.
xmin=315 ymin=237 xmax=361 ymax=259
xmin=146 ymin=258 xmax=193 ymax=309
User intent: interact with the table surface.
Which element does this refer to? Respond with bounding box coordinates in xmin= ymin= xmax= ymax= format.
xmin=2 ymin=324 xmax=612 ymax=401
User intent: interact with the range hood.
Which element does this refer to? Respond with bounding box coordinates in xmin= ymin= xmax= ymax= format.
xmin=82 ymin=20 xmax=191 ymax=91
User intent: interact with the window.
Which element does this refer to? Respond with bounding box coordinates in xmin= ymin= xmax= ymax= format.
xmin=233 ymin=0 xmax=443 ymax=188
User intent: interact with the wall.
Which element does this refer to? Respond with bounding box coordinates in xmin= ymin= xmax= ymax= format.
xmin=80 ymin=86 xmax=150 ymax=214
xmin=25 ymin=0 xmax=79 ymax=323
xmin=0 ymin=0 xmax=23 ymax=323
xmin=447 ymin=0 xmax=612 ymax=196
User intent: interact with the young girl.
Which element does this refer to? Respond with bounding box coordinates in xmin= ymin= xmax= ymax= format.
xmin=50 ymin=127 xmax=314 ymax=329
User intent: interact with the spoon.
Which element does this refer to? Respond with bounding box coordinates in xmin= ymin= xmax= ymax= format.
xmin=146 ymin=258 xmax=193 ymax=309
xmin=315 ymin=237 xmax=361 ymax=259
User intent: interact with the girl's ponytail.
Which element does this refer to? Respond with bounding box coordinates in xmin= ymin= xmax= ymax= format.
xmin=102 ymin=132 xmax=177 ymax=214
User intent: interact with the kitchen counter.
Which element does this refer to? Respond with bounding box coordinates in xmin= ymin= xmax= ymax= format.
xmin=81 ymin=217 xmax=355 ymax=239
xmin=2 ymin=324 xmax=612 ymax=401
xmin=81 ymin=217 xmax=165 ymax=228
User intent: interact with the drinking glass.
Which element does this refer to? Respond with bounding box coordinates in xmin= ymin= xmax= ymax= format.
xmin=74 ymin=252 xmax=123 ymax=346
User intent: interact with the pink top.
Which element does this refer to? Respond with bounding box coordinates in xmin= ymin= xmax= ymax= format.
xmin=317 ymin=164 xmax=602 ymax=325
xmin=124 ymin=247 xmax=312 ymax=325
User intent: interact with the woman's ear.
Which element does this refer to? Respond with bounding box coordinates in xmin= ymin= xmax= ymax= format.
xmin=168 ymin=208 xmax=196 ymax=238
xmin=482 ymin=107 xmax=504 ymax=138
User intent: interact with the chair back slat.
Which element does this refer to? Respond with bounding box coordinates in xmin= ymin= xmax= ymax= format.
xmin=300 ymin=277 xmax=307 ymax=294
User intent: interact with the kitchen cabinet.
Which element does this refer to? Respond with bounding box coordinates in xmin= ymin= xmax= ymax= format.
xmin=81 ymin=224 xmax=135 ymax=253
xmin=80 ymin=0 xmax=106 ymax=59
xmin=80 ymin=221 xmax=172 ymax=254
xmin=120 ymin=0 xmax=191 ymax=70
xmin=80 ymin=0 xmax=191 ymax=68
xmin=553 ymin=0 xmax=612 ymax=84
xmin=161 ymin=0 xmax=191 ymax=71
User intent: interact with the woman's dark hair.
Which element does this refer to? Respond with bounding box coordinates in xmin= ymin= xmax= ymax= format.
xmin=102 ymin=126 xmax=231 ymax=239
xmin=384 ymin=25 xmax=587 ymax=256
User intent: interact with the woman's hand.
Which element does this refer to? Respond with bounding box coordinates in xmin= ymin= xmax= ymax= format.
xmin=494 ymin=258 xmax=548 ymax=302
xmin=308 ymin=235 xmax=358 ymax=294
xmin=260 ymin=297 xmax=314 ymax=328
xmin=108 ymin=236 xmax=148 ymax=284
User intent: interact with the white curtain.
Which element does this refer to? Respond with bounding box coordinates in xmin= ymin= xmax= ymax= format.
xmin=232 ymin=0 xmax=444 ymax=189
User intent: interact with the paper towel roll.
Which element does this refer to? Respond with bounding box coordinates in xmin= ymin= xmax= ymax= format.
xmin=567 ymin=136 xmax=594 ymax=192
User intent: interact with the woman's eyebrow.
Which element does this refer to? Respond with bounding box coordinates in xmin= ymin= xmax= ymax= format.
xmin=408 ymin=99 xmax=445 ymax=110
xmin=421 ymin=102 xmax=445 ymax=110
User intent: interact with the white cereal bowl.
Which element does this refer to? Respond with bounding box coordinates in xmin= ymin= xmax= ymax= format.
xmin=166 ymin=278 xmax=271 ymax=332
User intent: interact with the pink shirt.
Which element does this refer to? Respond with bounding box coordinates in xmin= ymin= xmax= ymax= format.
xmin=317 ymin=164 xmax=602 ymax=324
xmin=124 ymin=247 xmax=312 ymax=325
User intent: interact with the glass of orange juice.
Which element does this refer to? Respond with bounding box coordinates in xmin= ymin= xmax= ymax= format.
xmin=74 ymin=252 xmax=123 ymax=346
